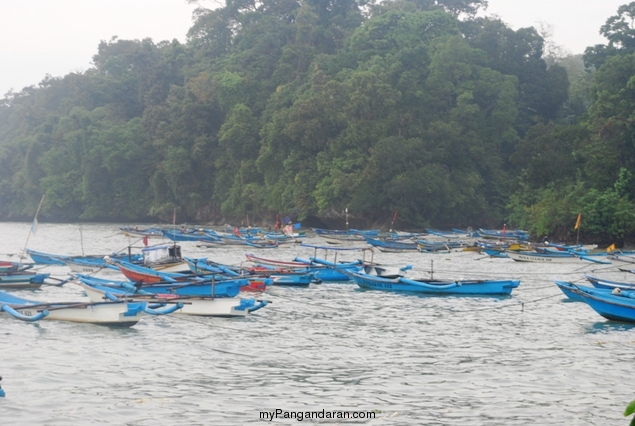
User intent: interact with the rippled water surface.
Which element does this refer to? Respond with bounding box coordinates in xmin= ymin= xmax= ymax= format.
xmin=0 ymin=222 xmax=633 ymax=425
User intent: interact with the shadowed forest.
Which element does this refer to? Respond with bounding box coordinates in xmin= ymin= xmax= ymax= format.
xmin=2 ymin=0 xmax=635 ymax=243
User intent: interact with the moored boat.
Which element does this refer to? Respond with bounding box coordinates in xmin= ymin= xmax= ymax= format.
xmin=74 ymin=277 xmax=268 ymax=317
xmin=0 ymin=262 xmax=50 ymax=289
xmin=0 ymin=290 xmax=182 ymax=326
xmin=505 ymin=250 xmax=611 ymax=264
xmin=344 ymin=270 xmax=520 ymax=295
xmin=557 ymin=282 xmax=635 ymax=323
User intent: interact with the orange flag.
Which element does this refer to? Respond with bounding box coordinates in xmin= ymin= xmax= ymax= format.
xmin=574 ymin=213 xmax=582 ymax=230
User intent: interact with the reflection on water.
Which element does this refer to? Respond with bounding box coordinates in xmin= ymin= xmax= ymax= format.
xmin=0 ymin=222 xmax=632 ymax=425
xmin=585 ymin=321 xmax=635 ymax=334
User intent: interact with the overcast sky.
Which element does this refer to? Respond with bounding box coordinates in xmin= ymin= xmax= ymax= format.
xmin=0 ymin=0 xmax=629 ymax=96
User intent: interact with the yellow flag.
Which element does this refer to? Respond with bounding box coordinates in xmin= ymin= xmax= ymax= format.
xmin=574 ymin=213 xmax=582 ymax=230
xmin=607 ymin=243 xmax=616 ymax=252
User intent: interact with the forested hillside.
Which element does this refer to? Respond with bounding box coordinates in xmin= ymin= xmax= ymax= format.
xmin=2 ymin=0 xmax=635 ymax=243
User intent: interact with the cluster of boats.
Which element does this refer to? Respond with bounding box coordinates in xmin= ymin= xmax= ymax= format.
xmin=5 ymin=223 xmax=635 ymax=327
xmin=0 ymin=225 xmax=531 ymax=327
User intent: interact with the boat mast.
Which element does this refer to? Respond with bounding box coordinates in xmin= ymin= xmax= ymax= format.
xmin=21 ymin=194 xmax=45 ymax=260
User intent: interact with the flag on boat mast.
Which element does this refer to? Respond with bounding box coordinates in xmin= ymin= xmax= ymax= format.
xmin=574 ymin=213 xmax=582 ymax=230
xmin=30 ymin=194 xmax=45 ymax=236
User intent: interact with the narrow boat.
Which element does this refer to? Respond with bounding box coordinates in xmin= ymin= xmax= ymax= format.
xmin=364 ymin=236 xmax=419 ymax=252
xmin=73 ymin=273 xmax=244 ymax=298
xmin=0 ymin=272 xmax=50 ymax=289
xmin=186 ymin=257 xmax=310 ymax=287
xmin=558 ymin=282 xmax=635 ymax=323
xmin=553 ymin=280 xmax=586 ymax=302
xmin=344 ymin=270 xmax=520 ymax=295
xmin=244 ymin=253 xmax=356 ymax=281
xmin=161 ymin=228 xmax=221 ymax=243
xmin=584 ymin=274 xmax=635 ymax=291
xmin=0 ymin=290 xmax=182 ymax=326
xmin=477 ymin=228 xmax=530 ymax=240
xmin=244 ymin=253 xmax=310 ymax=268
xmin=120 ymin=226 xmax=165 ymax=239
xmin=0 ymin=262 xmax=50 ymax=289
xmin=74 ymin=277 xmax=268 ymax=317
xmin=118 ymin=258 xmax=269 ymax=292
xmin=25 ymin=248 xmax=67 ymax=265
xmin=505 ymin=251 xmax=611 ymax=264
xmin=314 ymin=228 xmax=381 ymax=244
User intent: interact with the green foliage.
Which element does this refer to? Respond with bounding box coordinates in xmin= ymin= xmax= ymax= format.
xmin=0 ymin=0 xmax=629 ymax=241
xmin=625 ymin=398 xmax=635 ymax=426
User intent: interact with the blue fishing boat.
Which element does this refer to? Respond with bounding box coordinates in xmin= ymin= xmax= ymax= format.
xmin=186 ymin=256 xmax=312 ymax=287
xmin=74 ymin=277 xmax=268 ymax=317
xmin=583 ymin=274 xmax=635 ymax=291
xmin=344 ymin=270 xmax=520 ymax=295
xmin=553 ymin=280 xmax=586 ymax=302
xmin=244 ymin=252 xmax=358 ymax=282
xmin=477 ymin=228 xmax=530 ymax=241
xmin=73 ymin=271 xmax=244 ymax=298
xmin=162 ymin=228 xmax=221 ymax=243
xmin=364 ymin=236 xmax=419 ymax=252
xmin=559 ymin=283 xmax=635 ymax=323
xmin=0 ymin=262 xmax=50 ymax=289
xmin=0 ymin=271 xmax=50 ymax=289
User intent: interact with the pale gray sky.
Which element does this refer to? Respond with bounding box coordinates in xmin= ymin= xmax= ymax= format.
xmin=0 ymin=0 xmax=628 ymax=97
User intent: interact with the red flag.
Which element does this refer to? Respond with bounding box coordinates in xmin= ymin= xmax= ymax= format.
xmin=143 ymin=235 xmax=148 ymax=246
xmin=393 ymin=211 xmax=398 ymax=222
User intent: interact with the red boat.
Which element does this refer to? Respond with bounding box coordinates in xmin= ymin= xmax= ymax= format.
xmin=112 ymin=258 xmax=267 ymax=292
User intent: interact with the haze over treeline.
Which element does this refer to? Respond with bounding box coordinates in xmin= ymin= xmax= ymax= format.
xmin=2 ymin=0 xmax=635 ymax=244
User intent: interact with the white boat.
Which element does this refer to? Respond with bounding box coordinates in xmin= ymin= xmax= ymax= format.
xmin=505 ymin=251 xmax=611 ymax=264
xmin=0 ymin=290 xmax=182 ymax=326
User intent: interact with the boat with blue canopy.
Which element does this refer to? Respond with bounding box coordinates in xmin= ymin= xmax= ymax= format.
xmin=73 ymin=276 xmax=268 ymax=317
xmin=74 ymin=269 xmax=245 ymax=298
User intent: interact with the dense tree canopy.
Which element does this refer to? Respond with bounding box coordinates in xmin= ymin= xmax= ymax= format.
xmin=1 ymin=0 xmax=634 ymax=242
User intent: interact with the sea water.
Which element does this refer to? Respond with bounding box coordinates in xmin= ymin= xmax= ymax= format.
xmin=0 ymin=222 xmax=632 ymax=425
